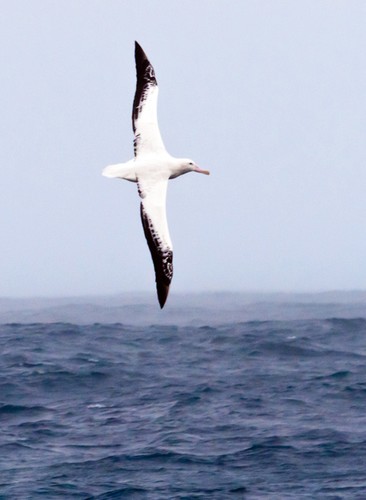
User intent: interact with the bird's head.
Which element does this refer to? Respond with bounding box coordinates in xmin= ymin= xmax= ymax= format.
xmin=169 ymin=157 xmax=210 ymax=179
xmin=182 ymin=159 xmax=210 ymax=175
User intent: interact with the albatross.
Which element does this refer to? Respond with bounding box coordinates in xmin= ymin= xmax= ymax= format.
xmin=103 ymin=42 xmax=210 ymax=308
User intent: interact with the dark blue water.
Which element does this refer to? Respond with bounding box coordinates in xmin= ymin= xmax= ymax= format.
xmin=1 ymin=318 xmax=366 ymax=498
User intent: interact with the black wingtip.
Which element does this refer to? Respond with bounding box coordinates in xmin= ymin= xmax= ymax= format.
xmin=134 ymin=41 xmax=147 ymax=62
xmin=133 ymin=41 xmax=156 ymax=87
xmin=157 ymin=283 xmax=170 ymax=309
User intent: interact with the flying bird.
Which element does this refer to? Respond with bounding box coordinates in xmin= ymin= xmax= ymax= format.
xmin=103 ymin=42 xmax=210 ymax=308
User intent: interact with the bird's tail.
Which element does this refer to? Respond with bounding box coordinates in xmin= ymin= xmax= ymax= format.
xmin=102 ymin=162 xmax=137 ymax=182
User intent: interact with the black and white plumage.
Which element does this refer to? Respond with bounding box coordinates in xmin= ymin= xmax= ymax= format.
xmin=103 ymin=42 xmax=210 ymax=308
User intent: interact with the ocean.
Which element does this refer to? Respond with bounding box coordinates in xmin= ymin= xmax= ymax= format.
xmin=1 ymin=293 xmax=366 ymax=499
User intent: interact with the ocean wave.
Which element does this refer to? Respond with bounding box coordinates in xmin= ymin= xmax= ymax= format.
xmin=2 ymin=318 xmax=366 ymax=497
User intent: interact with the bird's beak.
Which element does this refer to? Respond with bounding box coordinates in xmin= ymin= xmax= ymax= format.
xmin=195 ymin=166 xmax=210 ymax=175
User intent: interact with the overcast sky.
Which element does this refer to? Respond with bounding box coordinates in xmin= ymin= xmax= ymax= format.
xmin=1 ymin=1 xmax=365 ymax=297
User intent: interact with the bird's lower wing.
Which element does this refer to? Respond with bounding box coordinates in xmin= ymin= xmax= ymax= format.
xmin=138 ymin=177 xmax=173 ymax=308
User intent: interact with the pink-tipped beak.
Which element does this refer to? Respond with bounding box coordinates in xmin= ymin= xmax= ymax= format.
xmin=195 ymin=167 xmax=210 ymax=175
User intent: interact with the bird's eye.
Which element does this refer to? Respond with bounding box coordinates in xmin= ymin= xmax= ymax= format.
xmin=189 ymin=162 xmax=193 ymax=166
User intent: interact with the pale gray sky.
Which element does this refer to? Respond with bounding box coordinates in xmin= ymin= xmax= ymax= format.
xmin=1 ymin=1 xmax=365 ymax=297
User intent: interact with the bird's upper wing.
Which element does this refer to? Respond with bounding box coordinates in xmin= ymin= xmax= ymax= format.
xmin=132 ymin=42 xmax=166 ymax=157
xmin=138 ymin=175 xmax=173 ymax=308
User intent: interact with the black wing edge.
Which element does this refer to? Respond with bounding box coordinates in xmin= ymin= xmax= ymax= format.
xmin=132 ymin=42 xmax=157 ymax=134
xmin=140 ymin=203 xmax=173 ymax=309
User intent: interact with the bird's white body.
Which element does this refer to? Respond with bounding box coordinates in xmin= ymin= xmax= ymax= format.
xmin=103 ymin=154 xmax=198 ymax=183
